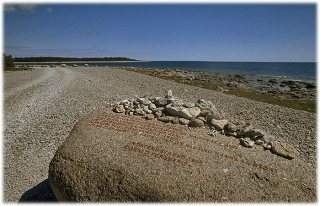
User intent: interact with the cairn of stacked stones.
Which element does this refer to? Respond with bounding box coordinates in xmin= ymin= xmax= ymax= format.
xmin=112 ymin=90 xmax=298 ymax=159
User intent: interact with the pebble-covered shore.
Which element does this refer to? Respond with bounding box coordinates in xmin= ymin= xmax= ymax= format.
xmin=4 ymin=66 xmax=316 ymax=202
xmin=124 ymin=67 xmax=316 ymax=100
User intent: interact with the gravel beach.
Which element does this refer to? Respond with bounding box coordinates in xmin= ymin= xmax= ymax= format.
xmin=4 ymin=66 xmax=316 ymax=202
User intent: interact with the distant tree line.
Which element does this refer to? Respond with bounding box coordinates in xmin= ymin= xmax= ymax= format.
xmin=4 ymin=54 xmax=14 ymax=70
xmin=14 ymin=56 xmax=138 ymax=62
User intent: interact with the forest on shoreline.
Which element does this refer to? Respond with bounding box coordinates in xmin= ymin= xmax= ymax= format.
xmin=14 ymin=56 xmax=138 ymax=62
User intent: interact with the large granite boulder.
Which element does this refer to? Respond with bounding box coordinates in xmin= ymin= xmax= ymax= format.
xmin=49 ymin=111 xmax=316 ymax=202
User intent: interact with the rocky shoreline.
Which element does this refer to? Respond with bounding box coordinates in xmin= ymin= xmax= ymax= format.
xmin=4 ymin=66 xmax=316 ymax=201
xmin=121 ymin=67 xmax=316 ymax=112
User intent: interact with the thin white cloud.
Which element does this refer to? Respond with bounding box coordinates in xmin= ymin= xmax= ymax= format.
xmin=4 ymin=4 xmax=38 ymax=13
xmin=47 ymin=7 xmax=53 ymax=13
xmin=5 ymin=5 xmax=54 ymax=14
xmin=18 ymin=4 xmax=37 ymax=12
xmin=4 ymin=5 xmax=16 ymax=12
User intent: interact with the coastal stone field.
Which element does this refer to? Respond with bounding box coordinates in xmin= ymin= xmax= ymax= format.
xmin=4 ymin=66 xmax=316 ymax=202
xmin=123 ymin=67 xmax=316 ymax=112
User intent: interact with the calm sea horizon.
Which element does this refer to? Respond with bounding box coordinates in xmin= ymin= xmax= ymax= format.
xmin=20 ymin=61 xmax=316 ymax=80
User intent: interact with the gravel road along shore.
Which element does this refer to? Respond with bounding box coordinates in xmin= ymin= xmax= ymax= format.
xmin=4 ymin=66 xmax=316 ymax=202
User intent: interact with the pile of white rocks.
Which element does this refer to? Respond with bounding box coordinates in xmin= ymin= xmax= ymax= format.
xmin=112 ymin=90 xmax=298 ymax=159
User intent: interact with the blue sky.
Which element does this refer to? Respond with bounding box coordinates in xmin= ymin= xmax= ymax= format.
xmin=4 ymin=4 xmax=316 ymax=62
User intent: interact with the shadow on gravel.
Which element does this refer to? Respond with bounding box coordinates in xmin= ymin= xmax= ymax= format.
xmin=19 ymin=179 xmax=57 ymax=202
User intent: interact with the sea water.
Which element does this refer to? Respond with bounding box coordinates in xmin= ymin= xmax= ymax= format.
xmin=28 ymin=61 xmax=317 ymax=80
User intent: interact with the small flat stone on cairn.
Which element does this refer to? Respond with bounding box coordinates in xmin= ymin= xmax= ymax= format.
xmin=114 ymin=105 xmax=125 ymax=113
xmin=154 ymin=97 xmax=167 ymax=106
xmin=145 ymin=114 xmax=154 ymax=120
xmin=157 ymin=116 xmax=171 ymax=123
xmin=211 ymin=119 xmax=228 ymax=130
xmin=188 ymin=107 xmax=201 ymax=117
xmin=166 ymin=89 xmax=173 ymax=98
xmin=179 ymin=118 xmax=189 ymax=125
xmin=166 ymin=106 xmax=193 ymax=120
xmin=183 ymin=102 xmax=195 ymax=108
xmin=240 ymin=137 xmax=255 ymax=148
xmin=188 ymin=118 xmax=204 ymax=127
